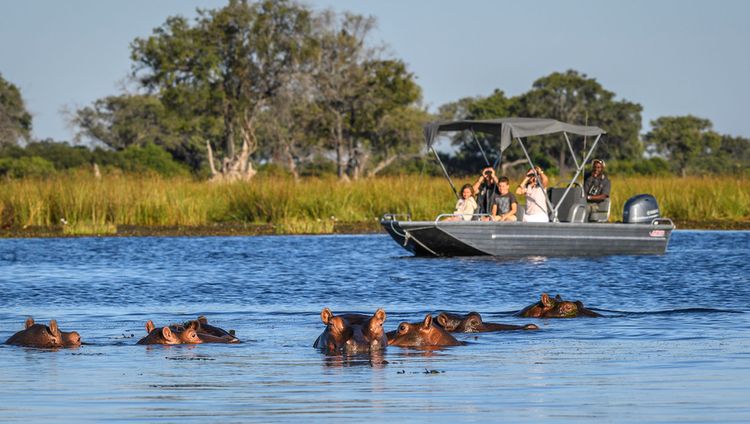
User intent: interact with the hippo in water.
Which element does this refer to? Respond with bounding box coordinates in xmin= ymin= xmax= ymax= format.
xmin=387 ymin=314 xmax=462 ymax=348
xmin=171 ymin=316 xmax=240 ymax=344
xmin=435 ymin=311 xmax=539 ymax=332
xmin=5 ymin=317 xmax=81 ymax=348
xmin=516 ymin=293 xmax=603 ymax=318
xmin=137 ymin=320 xmax=203 ymax=345
xmin=313 ymin=308 xmax=387 ymax=353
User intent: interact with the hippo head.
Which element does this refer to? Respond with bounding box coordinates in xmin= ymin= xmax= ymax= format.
xmin=436 ymin=312 xmax=483 ymax=333
xmin=5 ymin=317 xmax=64 ymax=348
xmin=192 ymin=316 xmax=240 ymax=344
xmin=176 ymin=321 xmax=203 ymax=344
xmin=314 ymin=308 xmax=387 ymax=353
xmin=61 ymin=330 xmax=82 ymax=347
xmin=138 ymin=320 xmax=182 ymax=345
xmin=388 ymin=314 xmax=462 ymax=348
xmin=362 ymin=308 xmax=387 ymax=350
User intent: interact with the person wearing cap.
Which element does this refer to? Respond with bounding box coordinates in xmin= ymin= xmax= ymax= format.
xmin=584 ymin=159 xmax=611 ymax=216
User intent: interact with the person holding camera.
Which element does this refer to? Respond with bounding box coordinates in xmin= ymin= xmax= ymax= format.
xmin=515 ymin=166 xmax=550 ymax=223
xmin=472 ymin=167 xmax=500 ymax=220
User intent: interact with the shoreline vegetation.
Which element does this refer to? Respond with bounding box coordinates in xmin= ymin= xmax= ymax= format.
xmin=1 ymin=174 xmax=748 ymax=238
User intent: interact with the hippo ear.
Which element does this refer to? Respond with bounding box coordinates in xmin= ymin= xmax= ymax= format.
xmin=321 ymin=308 xmax=333 ymax=325
xmin=422 ymin=314 xmax=433 ymax=328
xmin=197 ymin=316 xmax=208 ymax=324
xmin=436 ymin=313 xmax=449 ymax=328
xmin=373 ymin=308 xmax=386 ymax=323
xmin=145 ymin=320 xmax=155 ymax=334
xmin=541 ymin=293 xmax=554 ymax=308
xmin=48 ymin=320 xmax=59 ymax=334
xmin=25 ymin=317 xmax=35 ymax=329
xmin=555 ymin=294 xmax=563 ymax=301
xmin=161 ymin=326 xmax=173 ymax=338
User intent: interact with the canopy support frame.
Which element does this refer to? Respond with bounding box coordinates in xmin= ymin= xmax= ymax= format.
xmin=431 ymin=147 xmax=459 ymax=200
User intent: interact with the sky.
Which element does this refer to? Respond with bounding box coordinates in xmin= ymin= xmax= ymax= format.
xmin=1 ymin=0 xmax=749 ymax=143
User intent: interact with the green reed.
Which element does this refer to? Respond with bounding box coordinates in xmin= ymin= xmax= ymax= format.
xmin=0 ymin=173 xmax=747 ymax=235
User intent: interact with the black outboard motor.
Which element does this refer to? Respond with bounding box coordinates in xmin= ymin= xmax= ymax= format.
xmin=623 ymin=194 xmax=660 ymax=224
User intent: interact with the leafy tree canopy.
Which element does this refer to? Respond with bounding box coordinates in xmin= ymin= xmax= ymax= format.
xmin=0 ymin=73 xmax=32 ymax=146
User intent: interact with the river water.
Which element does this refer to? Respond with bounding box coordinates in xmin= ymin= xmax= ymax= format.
xmin=0 ymin=231 xmax=748 ymax=423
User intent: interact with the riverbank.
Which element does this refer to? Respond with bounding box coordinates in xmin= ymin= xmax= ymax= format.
xmin=0 ymin=219 xmax=747 ymax=238
xmin=0 ymin=174 xmax=747 ymax=237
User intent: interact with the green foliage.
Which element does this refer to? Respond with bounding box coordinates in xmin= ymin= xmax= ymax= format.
xmin=606 ymin=157 xmax=671 ymax=176
xmin=645 ymin=115 xmax=721 ymax=176
xmin=0 ymin=156 xmax=56 ymax=178
xmin=117 ymin=142 xmax=190 ymax=176
xmin=514 ymin=70 xmax=643 ymax=173
xmin=0 ymin=73 xmax=32 ymax=146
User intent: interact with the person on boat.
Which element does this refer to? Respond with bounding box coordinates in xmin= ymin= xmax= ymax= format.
xmin=584 ymin=159 xmax=610 ymax=213
xmin=516 ymin=166 xmax=550 ymax=222
xmin=473 ymin=167 xmax=500 ymax=220
xmin=490 ymin=176 xmax=518 ymax=221
xmin=445 ymin=184 xmax=477 ymax=221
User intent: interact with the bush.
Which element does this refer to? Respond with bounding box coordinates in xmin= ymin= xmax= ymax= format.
xmin=117 ymin=143 xmax=189 ymax=177
xmin=0 ymin=156 xmax=56 ymax=178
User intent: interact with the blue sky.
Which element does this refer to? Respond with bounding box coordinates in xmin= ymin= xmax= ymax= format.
xmin=1 ymin=0 xmax=748 ymax=142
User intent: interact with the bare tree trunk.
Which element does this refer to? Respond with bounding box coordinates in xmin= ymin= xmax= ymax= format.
xmin=208 ymin=114 xmax=258 ymax=182
xmin=500 ymin=158 xmax=527 ymax=175
xmin=334 ymin=113 xmax=349 ymax=181
xmin=281 ymin=141 xmax=299 ymax=180
xmin=367 ymin=154 xmax=398 ymax=177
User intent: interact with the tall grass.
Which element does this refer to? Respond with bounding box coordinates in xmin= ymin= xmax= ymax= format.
xmin=0 ymin=173 xmax=747 ymax=235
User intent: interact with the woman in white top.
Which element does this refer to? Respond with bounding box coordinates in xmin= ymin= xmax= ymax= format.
xmin=445 ymin=184 xmax=477 ymax=221
xmin=515 ymin=167 xmax=550 ymax=223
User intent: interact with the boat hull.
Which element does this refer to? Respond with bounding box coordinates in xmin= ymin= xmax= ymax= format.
xmin=380 ymin=219 xmax=674 ymax=257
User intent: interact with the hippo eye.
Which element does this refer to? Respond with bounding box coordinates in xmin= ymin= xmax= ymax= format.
xmin=398 ymin=324 xmax=408 ymax=334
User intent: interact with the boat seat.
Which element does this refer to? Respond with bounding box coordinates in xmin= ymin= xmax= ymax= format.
xmin=516 ymin=204 xmax=525 ymax=221
xmin=548 ymin=187 xmax=588 ymax=222
xmin=588 ymin=198 xmax=611 ymax=222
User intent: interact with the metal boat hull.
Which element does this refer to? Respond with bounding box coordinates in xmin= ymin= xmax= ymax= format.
xmin=381 ymin=219 xmax=674 ymax=257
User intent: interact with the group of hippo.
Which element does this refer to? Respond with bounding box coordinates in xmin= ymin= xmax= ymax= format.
xmin=4 ymin=293 xmax=601 ymax=350
xmin=4 ymin=315 xmax=240 ymax=349
xmin=314 ymin=293 xmax=602 ymax=352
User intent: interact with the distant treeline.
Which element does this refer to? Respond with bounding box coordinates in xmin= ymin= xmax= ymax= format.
xmin=1 ymin=0 xmax=748 ymax=180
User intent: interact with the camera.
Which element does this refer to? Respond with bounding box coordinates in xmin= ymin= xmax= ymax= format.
xmin=484 ymin=170 xmax=492 ymax=177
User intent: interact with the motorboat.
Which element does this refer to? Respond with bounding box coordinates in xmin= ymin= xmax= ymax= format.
xmin=381 ymin=118 xmax=674 ymax=257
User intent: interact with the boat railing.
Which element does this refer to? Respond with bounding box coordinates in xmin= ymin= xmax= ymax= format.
xmin=434 ymin=213 xmax=492 ymax=224
xmin=382 ymin=213 xmax=412 ymax=222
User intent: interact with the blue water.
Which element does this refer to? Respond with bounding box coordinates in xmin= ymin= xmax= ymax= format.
xmin=1 ymin=231 xmax=749 ymax=423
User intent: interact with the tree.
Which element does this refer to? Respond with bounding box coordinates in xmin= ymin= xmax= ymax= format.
xmin=0 ymin=73 xmax=32 ymax=146
xmin=354 ymin=59 xmax=427 ymax=178
xmin=130 ymin=0 xmax=315 ymax=181
xmin=515 ymin=70 xmax=642 ymax=174
xmin=72 ymin=94 xmax=208 ymax=171
xmin=645 ymin=115 xmax=721 ymax=176
xmin=308 ymin=10 xmax=377 ymax=180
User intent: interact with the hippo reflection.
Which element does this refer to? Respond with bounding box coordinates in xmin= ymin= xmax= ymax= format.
xmin=436 ymin=312 xmax=539 ymax=332
xmin=5 ymin=317 xmax=81 ymax=348
xmin=313 ymin=308 xmax=387 ymax=353
xmin=172 ymin=316 xmax=240 ymax=344
xmin=137 ymin=320 xmax=203 ymax=345
xmin=387 ymin=314 xmax=462 ymax=348
xmin=517 ymin=293 xmax=603 ymax=318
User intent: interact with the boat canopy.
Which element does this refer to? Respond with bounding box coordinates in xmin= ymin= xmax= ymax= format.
xmin=424 ymin=117 xmax=606 ymax=153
